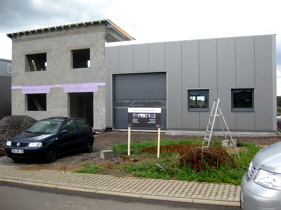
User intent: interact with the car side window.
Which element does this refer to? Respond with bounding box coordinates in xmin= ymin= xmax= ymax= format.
xmin=75 ymin=119 xmax=90 ymax=131
xmin=61 ymin=120 xmax=77 ymax=133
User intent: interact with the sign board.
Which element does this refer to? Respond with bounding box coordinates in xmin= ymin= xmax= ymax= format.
xmin=128 ymin=102 xmax=161 ymax=128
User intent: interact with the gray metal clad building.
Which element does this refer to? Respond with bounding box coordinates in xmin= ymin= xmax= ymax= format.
xmin=106 ymin=35 xmax=276 ymax=132
xmin=0 ymin=58 xmax=12 ymax=119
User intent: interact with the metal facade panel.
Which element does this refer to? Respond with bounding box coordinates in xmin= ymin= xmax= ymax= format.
xmin=134 ymin=44 xmax=149 ymax=72
xmin=182 ymin=40 xmax=200 ymax=88
xmin=217 ymin=38 xmax=237 ymax=129
xmin=237 ymin=112 xmax=256 ymax=130
xmin=118 ymin=45 xmax=133 ymax=73
xmin=166 ymin=41 xmax=182 ymax=129
xmin=105 ymin=47 xmax=117 ymax=127
xmin=149 ymin=43 xmax=165 ymax=71
xmin=199 ymin=39 xmax=218 ymax=89
xmin=236 ymin=37 xmax=255 ymax=87
xmin=181 ymin=40 xmax=200 ymax=129
xmin=255 ymin=35 xmax=276 ymax=131
xmin=106 ymin=47 xmax=119 ymax=74
xmin=199 ymin=39 xmax=218 ymax=129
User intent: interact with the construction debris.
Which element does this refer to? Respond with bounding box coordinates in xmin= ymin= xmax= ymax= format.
xmin=142 ymin=144 xmax=237 ymax=171
xmin=0 ymin=116 xmax=37 ymax=149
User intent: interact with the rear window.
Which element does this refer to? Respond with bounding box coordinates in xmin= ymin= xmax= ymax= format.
xmin=76 ymin=119 xmax=90 ymax=130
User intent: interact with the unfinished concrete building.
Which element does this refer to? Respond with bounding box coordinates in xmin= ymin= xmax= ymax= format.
xmin=7 ymin=19 xmax=134 ymax=129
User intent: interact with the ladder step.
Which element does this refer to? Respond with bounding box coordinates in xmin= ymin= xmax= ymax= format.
xmin=204 ymin=138 xmax=210 ymax=141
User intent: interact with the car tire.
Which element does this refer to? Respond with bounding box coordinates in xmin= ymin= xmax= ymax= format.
xmin=85 ymin=139 xmax=93 ymax=153
xmin=44 ymin=147 xmax=57 ymax=163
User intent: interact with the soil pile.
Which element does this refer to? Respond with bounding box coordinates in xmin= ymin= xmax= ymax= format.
xmin=0 ymin=116 xmax=37 ymax=149
xmin=142 ymin=145 xmax=237 ymax=171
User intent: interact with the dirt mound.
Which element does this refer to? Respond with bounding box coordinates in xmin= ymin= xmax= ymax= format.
xmin=0 ymin=115 xmax=37 ymax=149
xmin=142 ymin=145 xmax=237 ymax=171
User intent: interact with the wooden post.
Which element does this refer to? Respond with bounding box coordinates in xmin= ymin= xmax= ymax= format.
xmin=128 ymin=126 xmax=131 ymax=156
xmin=157 ymin=127 xmax=161 ymax=158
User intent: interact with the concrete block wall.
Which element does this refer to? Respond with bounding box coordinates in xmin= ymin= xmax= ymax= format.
xmin=11 ymin=25 xmax=106 ymax=129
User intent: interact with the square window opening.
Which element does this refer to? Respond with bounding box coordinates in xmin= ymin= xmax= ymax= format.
xmin=232 ymin=89 xmax=254 ymax=111
xmin=26 ymin=94 xmax=47 ymax=111
xmin=72 ymin=49 xmax=90 ymax=69
xmin=188 ymin=90 xmax=209 ymax=111
xmin=26 ymin=53 xmax=47 ymax=72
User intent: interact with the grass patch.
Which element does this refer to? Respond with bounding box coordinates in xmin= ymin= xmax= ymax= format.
xmin=113 ymin=139 xmax=261 ymax=185
xmin=73 ymin=163 xmax=102 ymax=174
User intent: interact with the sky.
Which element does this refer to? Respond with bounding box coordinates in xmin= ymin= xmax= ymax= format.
xmin=0 ymin=0 xmax=281 ymax=95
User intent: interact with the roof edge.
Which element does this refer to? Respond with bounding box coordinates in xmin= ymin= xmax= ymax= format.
xmin=6 ymin=19 xmax=134 ymax=40
xmin=107 ymin=20 xmax=135 ymax=41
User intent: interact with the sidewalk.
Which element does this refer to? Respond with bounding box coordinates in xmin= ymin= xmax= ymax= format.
xmin=0 ymin=165 xmax=240 ymax=207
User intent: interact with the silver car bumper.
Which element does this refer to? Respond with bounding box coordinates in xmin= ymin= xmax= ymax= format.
xmin=241 ymin=173 xmax=280 ymax=210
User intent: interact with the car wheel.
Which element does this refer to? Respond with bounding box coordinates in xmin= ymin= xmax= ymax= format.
xmin=85 ymin=139 xmax=93 ymax=153
xmin=44 ymin=147 xmax=57 ymax=163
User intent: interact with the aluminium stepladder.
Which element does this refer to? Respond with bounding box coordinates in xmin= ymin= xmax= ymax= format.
xmin=202 ymin=98 xmax=240 ymax=157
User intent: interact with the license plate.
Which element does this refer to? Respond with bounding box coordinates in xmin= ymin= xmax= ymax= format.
xmin=11 ymin=149 xmax=24 ymax=154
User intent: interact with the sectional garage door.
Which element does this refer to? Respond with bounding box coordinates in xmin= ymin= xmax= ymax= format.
xmin=114 ymin=73 xmax=166 ymax=130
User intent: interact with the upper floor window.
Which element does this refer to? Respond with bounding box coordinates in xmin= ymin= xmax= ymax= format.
xmin=188 ymin=89 xmax=209 ymax=111
xmin=72 ymin=49 xmax=90 ymax=69
xmin=26 ymin=53 xmax=47 ymax=72
xmin=231 ymin=89 xmax=254 ymax=111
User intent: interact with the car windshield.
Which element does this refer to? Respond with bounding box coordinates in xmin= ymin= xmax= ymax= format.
xmin=26 ymin=120 xmax=62 ymax=134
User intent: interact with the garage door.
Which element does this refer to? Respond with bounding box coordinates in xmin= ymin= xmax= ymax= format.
xmin=114 ymin=73 xmax=166 ymax=130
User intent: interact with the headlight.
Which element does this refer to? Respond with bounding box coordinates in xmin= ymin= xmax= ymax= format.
xmin=6 ymin=141 xmax=11 ymax=146
xmin=29 ymin=142 xmax=43 ymax=147
xmin=254 ymin=169 xmax=281 ymax=190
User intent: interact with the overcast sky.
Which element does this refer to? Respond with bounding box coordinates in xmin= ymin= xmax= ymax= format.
xmin=1 ymin=0 xmax=280 ymax=95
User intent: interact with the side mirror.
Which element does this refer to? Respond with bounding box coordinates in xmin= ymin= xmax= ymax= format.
xmin=60 ymin=130 xmax=68 ymax=135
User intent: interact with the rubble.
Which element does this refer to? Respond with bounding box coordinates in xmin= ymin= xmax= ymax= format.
xmin=0 ymin=115 xmax=37 ymax=149
xmin=142 ymin=144 xmax=237 ymax=171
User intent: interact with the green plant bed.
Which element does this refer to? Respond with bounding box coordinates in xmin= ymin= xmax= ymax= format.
xmin=113 ymin=139 xmax=261 ymax=185
xmin=76 ymin=139 xmax=261 ymax=186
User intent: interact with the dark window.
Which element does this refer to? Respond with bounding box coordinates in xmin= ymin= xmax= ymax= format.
xmin=26 ymin=94 xmax=46 ymax=111
xmin=188 ymin=90 xmax=209 ymax=111
xmin=76 ymin=119 xmax=90 ymax=131
xmin=72 ymin=49 xmax=90 ymax=68
xmin=26 ymin=53 xmax=47 ymax=71
xmin=232 ymin=89 xmax=254 ymax=111
xmin=61 ymin=120 xmax=77 ymax=133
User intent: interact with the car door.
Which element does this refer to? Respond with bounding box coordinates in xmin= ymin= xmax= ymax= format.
xmin=56 ymin=119 xmax=79 ymax=153
xmin=75 ymin=119 xmax=92 ymax=148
